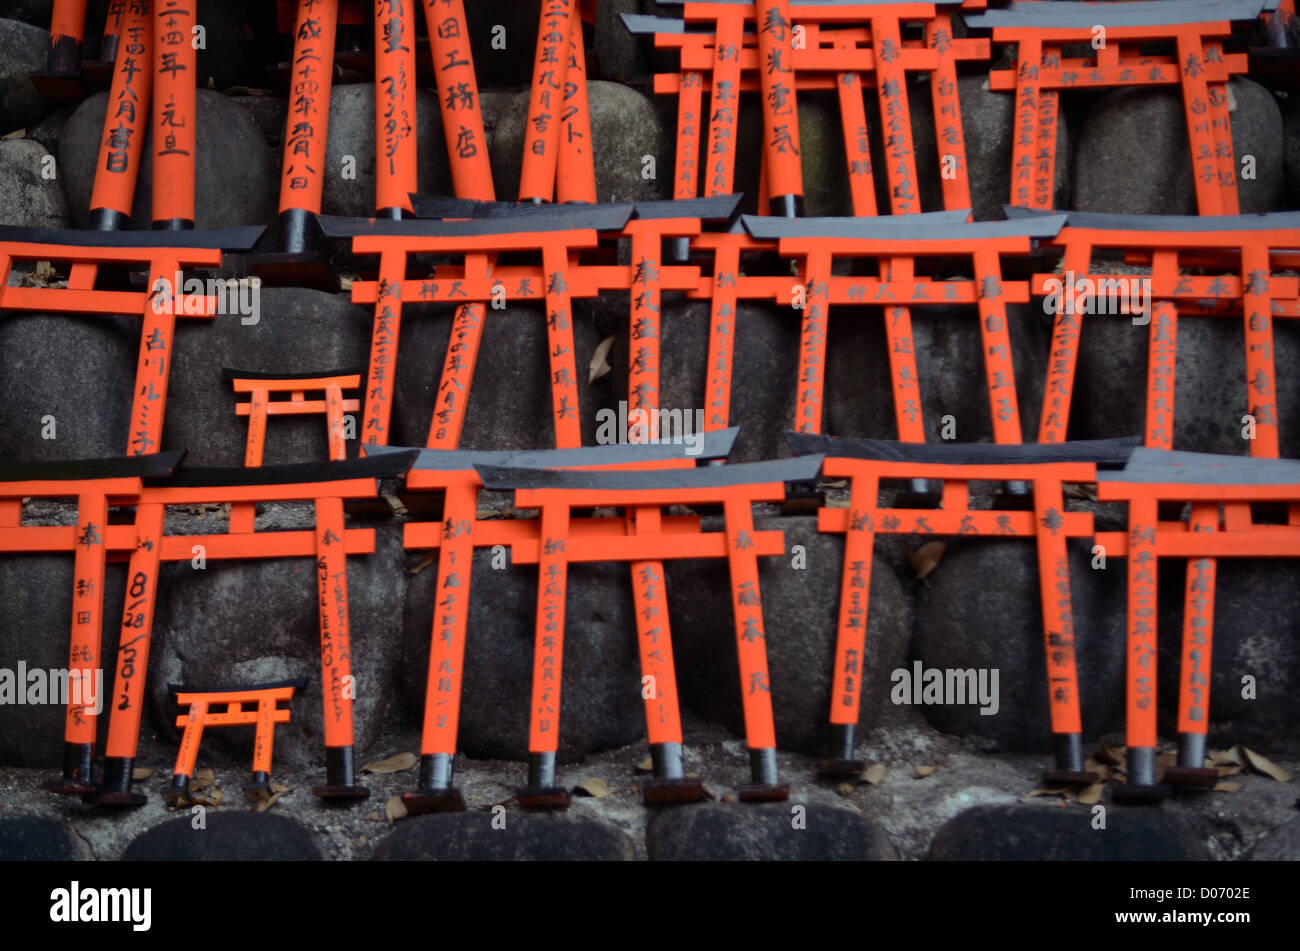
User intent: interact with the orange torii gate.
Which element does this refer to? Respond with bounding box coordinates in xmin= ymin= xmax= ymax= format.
xmin=365 ymin=430 xmax=739 ymax=811
xmin=477 ymin=455 xmax=823 ymax=805
xmin=323 ymin=201 xmax=714 ymax=450
xmin=682 ymin=209 xmax=969 ymax=445
xmin=731 ymin=214 xmax=1066 ymax=503
xmin=0 ymin=454 xmax=183 ymax=795
xmin=965 ymin=0 xmax=1264 ymax=214
xmin=627 ymin=0 xmax=989 ymax=217
xmin=787 ymin=434 xmax=1138 ymax=782
xmin=1095 ymin=448 xmax=1300 ymax=802
xmin=1010 ymin=208 xmax=1300 ymax=457
xmin=165 ymin=679 xmax=306 ymax=804
xmin=79 ymin=453 xmax=417 ymax=807
xmin=225 ymin=367 xmax=363 ymax=467
xmin=0 ymin=226 xmax=265 ymax=457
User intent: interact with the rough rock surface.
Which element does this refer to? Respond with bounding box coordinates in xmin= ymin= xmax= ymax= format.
xmin=647 ymin=802 xmax=897 ymax=860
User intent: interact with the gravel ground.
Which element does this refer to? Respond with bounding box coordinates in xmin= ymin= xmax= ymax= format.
xmin=4 ymin=697 xmax=1295 ymax=861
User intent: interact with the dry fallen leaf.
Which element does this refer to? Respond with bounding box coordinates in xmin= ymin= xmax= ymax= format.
xmin=837 ymin=783 xmax=855 ymax=797
xmin=2 ymin=128 xmax=26 ymax=140
xmin=907 ymin=541 xmax=946 ymax=585
xmin=1095 ymin=745 xmax=1126 ymax=767
xmin=573 ymin=778 xmax=611 ymax=799
xmin=634 ymin=756 xmax=654 ymax=773
xmin=1026 ymin=786 xmax=1071 ymax=798
xmin=1213 ymin=780 xmax=1243 ymax=793
xmin=361 ymin=752 xmax=418 ymax=774
xmin=1076 ymin=783 xmax=1105 ymax=805
xmin=1240 ymin=747 xmax=1293 ymax=783
xmin=255 ymin=790 xmax=288 ymax=812
xmin=588 ymin=335 xmax=615 ymax=384
xmin=410 ymin=550 xmax=436 ymax=575
xmin=1063 ymin=483 xmax=1099 ymax=502
xmin=1210 ymin=748 xmax=1244 ymax=768
xmin=385 ymin=795 xmax=408 ymax=822
xmin=131 ymin=767 xmax=154 ymax=781
xmin=914 ymin=764 xmax=937 ymax=778
xmin=191 ymin=767 xmax=215 ymax=792
xmin=861 ymin=763 xmax=887 ymax=786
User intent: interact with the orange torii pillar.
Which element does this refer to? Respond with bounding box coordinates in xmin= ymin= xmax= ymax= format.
xmin=0 ymin=453 xmax=183 ymax=796
xmin=30 ymin=0 xmax=89 ymax=100
xmin=418 ymin=0 xmax=499 ymax=435
xmin=478 ymin=455 xmax=823 ymax=805
xmin=255 ymin=0 xmax=340 ymax=289
xmin=164 ymin=679 xmax=306 ymax=804
xmin=153 ymin=0 xmax=197 ymax=231
xmin=86 ymin=453 xmax=417 ymax=806
xmin=84 ymin=0 xmax=128 ymax=87
xmin=966 ymin=0 xmax=1262 ymax=214
xmin=88 ymin=0 xmax=152 ymax=232
xmin=1096 ymin=448 xmax=1300 ymax=802
xmin=787 ymin=433 xmax=1138 ymax=781
xmin=374 ymin=0 xmax=417 ymax=218
xmin=365 ymin=430 xmax=738 ymax=811
xmin=0 ymin=227 xmax=265 ymax=458
xmin=520 ymin=0 xmax=575 ymax=203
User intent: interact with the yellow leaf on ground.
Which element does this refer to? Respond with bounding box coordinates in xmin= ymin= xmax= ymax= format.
xmin=1240 ymin=748 xmax=1293 ymax=783
xmin=861 ymin=764 xmax=886 ymax=786
xmin=131 ymin=767 xmax=153 ymax=781
xmin=385 ymin=796 xmax=408 ymax=822
xmin=907 ymin=541 xmax=947 ymax=583
xmin=574 ymin=778 xmax=611 ymax=798
xmin=914 ymin=765 xmax=937 ymax=778
xmin=1076 ymin=783 xmax=1105 ymax=805
xmin=361 ymin=752 xmax=418 ymax=774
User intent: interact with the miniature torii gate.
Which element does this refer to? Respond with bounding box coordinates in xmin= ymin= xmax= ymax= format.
xmin=365 ymin=430 xmax=740 ymax=811
xmin=1013 ymin=207 xmax=1300 ymax=800
xmin=0 ymin=453 xmax=183 ymax=795
xmin=787 ymin=433 xmax=1139 ymax=782
xmin=225 ymin=367 xmax=363 ymax=468
xmin=965 ymin=0 xmax=1264 ymax=214
xmin=1095 ymin=448 xmax=1300 ymax=802
xmin=626 ymin=0 xmax=989 ymax=217
xmin=165 ymin=678 xmax=307 ymax=804
xmin=478 ymin=455 xmax=823 ymax=805
xmin=323 ymin=202 xmax=713 ymax=450
xmin=737 ymin=214 xmax=1066 ymax=449
xmin=0 ymin=226 xmax=264 ymax=458
xmin=1013 ymin=208 xmax=1300 ymax=458
xmin=81 ymin=452 xmax=417 ymax=806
